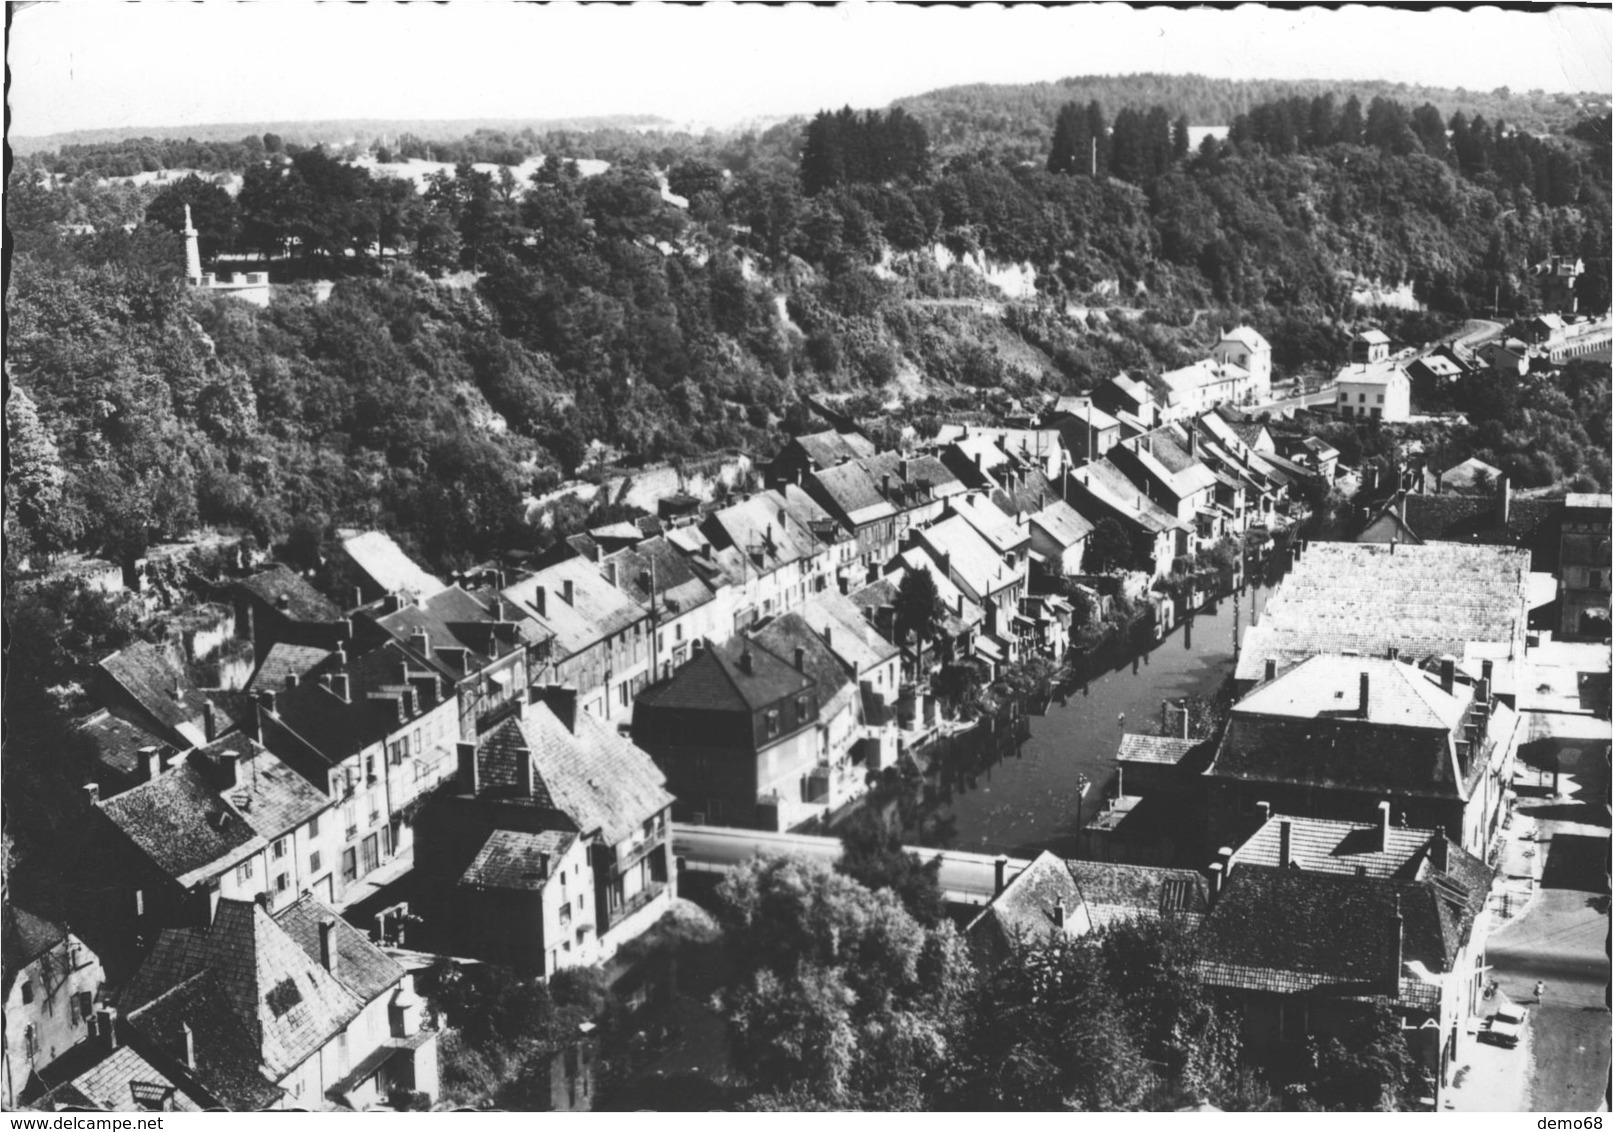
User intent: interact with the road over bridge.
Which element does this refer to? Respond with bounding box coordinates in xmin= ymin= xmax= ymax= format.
xmin=672 ymin=823 xmax=1030 ymax=908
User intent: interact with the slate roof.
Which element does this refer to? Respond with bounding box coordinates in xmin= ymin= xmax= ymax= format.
xmin=75 ymin=708 xmax=177 ymax=792
xmin=1402 ymin=494 xmax=1560 ymax=554
xmin=897 ymin=454 xmax=966 ymax=498
xmin=1218 ymin=325 xmax=1270 ymax=352
xmin=1066 ymin=859 xmax=1211 ymax=929
xmin=968 ymin=851 xmax=1084 ymax=951
xmin=603 ymin=536 xmax=714 ymax=620
xmin=3 ymin=905 xmax=69 ymax=995
xmin=1159 ymin=359 xmax=1247 ymax=401
xmin=376 ymin=583 xmax=546 ymax=674
xmin=1121 ymin=433 xmax=1220 ymax=498
xmin=100 ymin=760 xmax=266 ymax=887
xmin=201 ymin=734 xmax=331 ymax=844
xmin=1566 ymin=492 xmax=1613 ymax=513
xmin=124 ymin=970 xmax=284 ymax=1110
xmin=501 ymin=557 xmax=646 ymax=661
xmin=339 ymin=530 xmax=445 ymax=599
xmin=1336 ymin=360 xmax=1409 ymax=387
xmin=915 ymin=515 xmax=1022 ymax=600
xmin=273 ymin=893 xmax=404 ymax=1007
xmin=247 ymin=642 xmax=332 ymax=692
xmin=120 ymin=899 xmax=363 ymax=1083
xmin=702 ymin=491 xmax=825 ymax=573
xmin=990 ymin=468 xmax=1063 ymax=520
xmin=1116 ymin=734 xmax=1199 ymax=766
xmin=797 ymin=591 xmax=900 ymax=675
xmin=1053 ymin=397 xmax=1120 ymax=431
xmin=1233 ymin=542 xmax=1531 ymax=683
xmin=268 ymin=639 xmax=450 ymax=766
xmin=1234 ymin=655 xmax=1469 ymax=732
xmin=1357 ymin=329 xmax=1391 ymax=345
xmin=635 ymin=637 xmax=814 ymax=716
xmin=1231 ymin=815 xmax=1443 ymax=879
xmin=1028 ymin=500 xmax=1094 ymax=550
xmin=19 ymin=1035 xmax=207 ymax=1112
xmin=792 ymin=430 xmax=876 ymax=470
xmin=809 ymin=461 xmax=898 ymax=526
xmin=1066 ymin=460 xmax=1187 ymax=535
xmin=752 ymin=612 xmax=854 ymax=705
xmin=235 ymin=566 xmax=341 ymax=621
xmin=950 ymin=495 xmax=1029 ymax=556
xmin=97 ymin=642 xmax=208 ymax=746
xmin=479 ymin=705 xmax=673 ymax=845
xmin=458 ymin=829 xmax=577 ymax=891
xmin=863 ymin=560 xmax=983 ymax=637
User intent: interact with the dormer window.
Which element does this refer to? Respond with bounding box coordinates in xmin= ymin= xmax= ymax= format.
xmin=765 ymin=709 xmax=780 ymax=739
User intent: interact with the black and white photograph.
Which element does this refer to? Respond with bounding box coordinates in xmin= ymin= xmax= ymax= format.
xmin=4 ymin=0 xmax=1610 ymax=1115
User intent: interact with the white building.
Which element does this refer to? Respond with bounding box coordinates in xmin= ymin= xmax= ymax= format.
xmin=1210 ymin=326 xmax=1273 ymax=403
xmin=1335 ymin=360 xmax=1412 ymax=422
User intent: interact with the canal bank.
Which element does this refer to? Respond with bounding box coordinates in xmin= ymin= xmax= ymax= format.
xmin=903 ymin=581 xmax=1271 ymax=861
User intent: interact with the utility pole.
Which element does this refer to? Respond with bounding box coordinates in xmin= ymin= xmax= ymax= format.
xmin=1091 ymin=135 xmax=1097 ymax=178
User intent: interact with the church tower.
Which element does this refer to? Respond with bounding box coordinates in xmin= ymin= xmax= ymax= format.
xmin=182 ymin=204 xmax=203 ymax=284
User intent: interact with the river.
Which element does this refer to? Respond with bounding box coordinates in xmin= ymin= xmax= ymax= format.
xmin=908 ymin=582 xmax=1271 ymax=860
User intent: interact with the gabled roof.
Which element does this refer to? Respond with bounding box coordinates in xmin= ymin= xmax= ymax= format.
xmin=702 ymin=491 xmax=825 ymax=573
xmin=1065 ymin=460 xmax=1186 ymax=535
xmin=635 ymin=637 xmax=814 ymax=716
xmin=501 ymin=557 xmax=647 ymax=661
xmin=968 ymin=851 xmax=1084 ymax=951
xmin=790 ymin=430 xmax=876 ymax=470
xmin=376 ymin=583 xmax=547 ymax=674
xmin=273 ymin=893 xmax=404 ymax=1007
xmin=120 ymin=900 xmax=363 ymax=1083
xmin=97 ymin=642 xmax=208 ymax=747
xmin=1234 ymin=541 xmax=1531 ymax=683
xmin=1159 ymin=359 xmax=1247 ymax=401
xmin=1218 ymin=325 xmax=1270 ymax=352
xmin=3 ymin=905 xmax=69 ymax=993
xmin=199 ymin=734 xmax=331 ymax=843
xmin=247 ymin=642 xmax=332 ymax=692
xmin=874 ymin=558 xmax=984 ymax=636
xmin=100 ymin=760 xmax=266 ymax=888
xmin=1231 ymin=815 xmax=1446 ymax=879
xmin=809 ymin=460 xmax=899 ymax=526
xmin=752 ymin=611 xmax=854 ymax=703
xmin=1116 ymin=734 xmax=1199 ymax=766
xmin=1566 ymin=492 xmax=1613 ymax=513
xmin=20 ymin=1037 xmax=208 ymax=1112
xmin=1403 ymin=494 xmax=1559 ymax=550
xmin=124 ymin=970 xmax=284 ymax=1110
xmin=603 ymin=535 xmax=715 ymax=619
xmin=1027 ymin=500 xmax=1094 ymax=549
xmin=458 ymin=829 xmax=578 ymax=892
xmin=1335 ymin=360 xmax=1409 ymax=387
xmin=1106 ymin=373 xmax=1152 ymax=406
xmin=1123 ymin=432 xmax=1219 ymax=497
xmin=268 ymin=639 xmax=450 ymax=767
xmin=1438 ymin=457 xmax=1504 ymax=492
xmin=338 ymin=531 xmax=445 ymax=599
xmin=1233 ymin=655 xmax=1469 ymax=732
xmin=481 ymin=704 xmax=673 ymax=844
xmin=1053 ymin=399 xmax=1121 ymax=433
xmin=234 ymin=566 xmax=341 ymax=622
xmin=1356 ymin=329 xmax=1391 ymax=345
xmin=915 ymin=515 xmax=1022 ymax=599
xmin=796 ymin=591 xmax=899 ymax=675
xmin=75 ymin=708 xmax=178 ymax=792
xmin=949 ymin=494 xmax=1029 ymax=556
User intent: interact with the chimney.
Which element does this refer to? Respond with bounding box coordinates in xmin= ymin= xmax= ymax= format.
xmin=605 ymin=561 xmax=618 ymax=587
xmin=353 ymin=586 xmax=364 ymax=610
xmin=794 ymin=646 xmax=805 ymax=671
xmin=1256 ymin=800 xmax=1271 ymax=824
xmin=516 ymin=749 xmax=534 ymax=799
xmin=285 ymin=672 xmax=299 ymax=689
xmin=96 ymin=1007 xmax=119 ymax=1052
xmin=1439 ymin=656 xmax=1455 ymax=695
xmin=1389 ymin=895 xmax=1404 ymax=996
xmin=1359 ymin=671 xmax=1371 ymax=718
xmin=1477 ymin=676 xmax=1491 ymax=706
xmin=318 ymin=918 xmax=339 ymax=976
xmin=180 ymin=1021 xmax=195 ymax=1069
xmin=1279 ymin=819 xmax=1293 ymax=868
xmin=1181 ymin=702 xmax=1191 ymax=739
xmin=1387 ymin=646 xmax=1399 ymax=661
xmin=139 ymin=746 xmax=162 ymax=782
xmin=882 ymin=474 xmax=892 ymax=496
xmin=277 ymin=592 xmax=291 ymax=613
xmin=84 ymin=782 xmax=100 ymax=808
xmin=330 ymin=672 xmax=350 ymax=703
xmin=457 ymin=740 xmax=479 ymax=795
xmin=203 ymin=700 xmax=217 ymax=742
xmin=412 ymin=629 xmax=431 ymax=659
xmin=1481 ymin=659 xmax=1494 ymax=684
xmin=1497 ymin=473 xmax=1511 ymax=526
xmin=341 ymin=615 xmax=354 ymax=640
xmin=1208 ymin=861 xmax=1224 ymax=901
xmin=533 ymin=585 xmax=547 ymax=617
xmin=1263 ymin=657 xmax=1277 ymax=683
xmin=1378 ymin=800 xmax=1392 ymax=851
xmin=823 ymin=625 xmax=833 ymax=647
xmin=1053 ymin=899 xmax=1067 ymax=930
xmin=530 ymin=685 xmax=579 ymax=734
xmin=213 ymin=750 xmax=240 ymax=790
xmin=739 ymin=647 xmax=754 ymax=675
xmin=994 ymin=855 xmax=1009 ymax=895
xmin=1429 ymin=834 xmax=1449 ymax=874
xmin=562 ymin=579 xmax=575 ymax=606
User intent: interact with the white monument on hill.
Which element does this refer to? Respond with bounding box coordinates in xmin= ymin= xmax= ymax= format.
xmin=184 ymin=203 xmax=272 ymax=307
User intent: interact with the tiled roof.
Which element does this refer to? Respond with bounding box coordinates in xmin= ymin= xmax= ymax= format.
xmin=1402 ymin=494 xmax=1560 ymax=550
xmin=1028 ymin=500 xmax=1094 ymax=549
xmin=482 ymin=705 xmax=673 ymax=845
xmin=20 ymin=1034 xmax=207 ymax=1112
xmin=1219 ymin=325 xmax=1270 ymax=352
xmin=950 ymin=495 xmax=1029 ymax=555
xmin=458 ymin=829 xmax=577 ymax=891
xmin=501 ymin=557 xmax=646 ymax=661
xmin=97 ymin=642 xmax=208 ymax=744
xmin=797 ymin=591 xmax=900 ymax=674
xmin=968 ymin=851 xmax=1084 ymax=951
xmin=1065 ymin=859 xmax=1210 ymax=929
xmin=1336 ymin=360 xmax=1409 ymax=387
xmin=1233 ymin=542 xmax=1531 ymax=682
xmin=339 ymin=531 xmax=445 ymax=598
xmin=1357 ymin=329 xmax=1391 ymax=345
xmin=235 ymin=566 xmax=341 ymax=622
xmin=1053 ymin=397 xmax=1120 ymax=431
xmin=752 ymin=612 xmax=853 ymax=702
xmin=198 ymin=734 xmax=330 ymax=842
xmin=120 ymin=900 xmax=363 ymax=1082
xmin=1230 ymin=815 xmax=1441 ymax=878
xmin=990 ymin=468 xmax=1062 ymax=519
xmin=100 ymin=760 xmax=265 ymax=887
xmin=247 ymin=643 xmax=332 ymax=692
xmin=124 ymin=970 xmax=284 ymax=1110
xmin=702 ymin=491 xmax=826 ymax=572
xmin=898 ymin=454 xmax=966 ymax=497
xmin=268 ymin=639 xmax=450 ymax=766
xmin=273 ymin=893 xmax=403 ymax=1008
xmin=376 ymin=583 xmax=547 ymax=673
xmin=864 ymin=560 xmax=982 ymax=637
xmin=3 ymin=905 xmax=68 ymax=991
xmin=1565 ymin=493 xmax=1613 ymax=512
xmin=602 ymin=536 xmax=714 ymax=619
xmin=1122 ymin=433 xmax=1220 ymax=498
xmin=913 ymin=516 xmax=1019 ymax=601
xmin=1116 ymin=734 xmax=1199 ymax=766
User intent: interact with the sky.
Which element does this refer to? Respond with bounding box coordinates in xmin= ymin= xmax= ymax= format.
xmin=10 ymin=2 xmax=1612 ymax=138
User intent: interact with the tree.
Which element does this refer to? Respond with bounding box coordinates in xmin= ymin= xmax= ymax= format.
xmin=1085 ymin=516 xmax=1134 ymax=573
xmin=4 ymin=386 xmax=68 ymax=559
xmin=1337 ymin=95 xmax=1365 ymax=146
xmin=1298 ymin=1002 xmax=1417 ymax=1111
xmin=893 ymin=566 xmax=945 ymax=678
xmin=716 ymin=855 xmax=972 ymax=1109
xmin=835 ymin=810 xmax=946 ymax=928
xmin=145 ymin=173 xmax=240 ymax=261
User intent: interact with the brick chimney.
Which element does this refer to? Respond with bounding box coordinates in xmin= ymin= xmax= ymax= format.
xmin=533 ymin=585 xmax=547 ymax=618
xmin=96 ymin=1007 xmax=119 ymax=1052
xmin=1208 ymin=861 xmax=1224 ymax=902
xmin=1053 ymin=899 xmax=1067 ymax=930
xmin=1378 ymin=800 xmax=1392 ymax=852
xmin=457 ymin=741 xmax=479 ymax=795
xmin=1359 ymin=671 xmax=1371 ymax=719
xmin=794 ymin=646 xmax=805 ymax=671
xmin=1263 ymin=657 xmax=1277 ymax=682
xmin=139 ymin=746 xmax=162 ymax=783
xmin=1496 ymin=473 xmax=1511 ymax=527
xmin=516 ymin=749 xmax=534 ymax=799
xmin=1439 ymin=656 xmax=1456 ymax=695
xmin=739 ymin=647 xmax=754 ymax=675
xmin=1429 ymin=834 xmax=1449 ymax=874
xmin=204 ymin=700 xmax=217 ymax=742
xmin=1256 ymin=800 xmax=1271 ymax=824
xmin=994 ymin=855 xmax=1009 ymax=895
xmin=562 ymin=578 xmax=575 ymax=606
xmin=319 ymin=918 xmax=339 ymax=977
xmin=1279 ymin=819 xmax=1293 ymax=868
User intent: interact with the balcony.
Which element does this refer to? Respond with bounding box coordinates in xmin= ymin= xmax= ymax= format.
xmin=615 ymin=829 xmax=667 ymax=872
xmin=608 ymin=880 xmax=668 ymax=928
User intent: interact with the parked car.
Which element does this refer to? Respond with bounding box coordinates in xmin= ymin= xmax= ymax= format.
xmin=1481 ymin=1003 xmax=1527 ymax=1048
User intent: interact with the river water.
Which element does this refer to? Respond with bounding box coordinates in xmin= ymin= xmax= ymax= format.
xmin=909 ymin=582 xmax=1271 ymax=859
